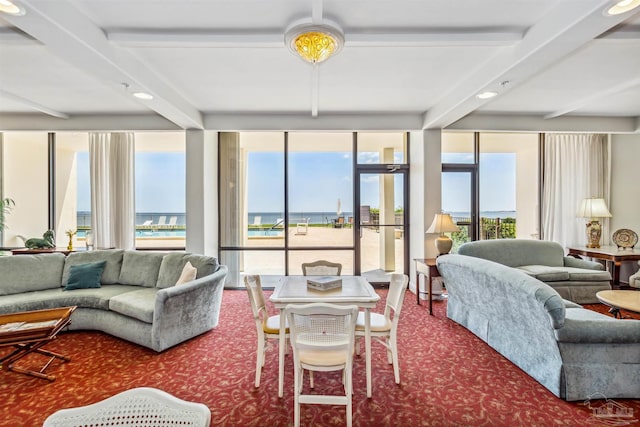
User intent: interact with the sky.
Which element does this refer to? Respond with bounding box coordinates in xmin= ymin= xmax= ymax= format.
xmin=77 ymin=151 xmax=515 ymax=214
xmin=442 ymin=153 xmax=516 ymax=213
xmin=247 ymin=151 xmax=405 ymax=214
xmin=77 ymin=152 xmax=186 ymax=212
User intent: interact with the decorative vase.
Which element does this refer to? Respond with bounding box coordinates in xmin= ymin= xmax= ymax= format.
xmin=586 ymin=220 xmax=602 ymax=248
xmin=67 ymin=235 xmax=73 ymax=251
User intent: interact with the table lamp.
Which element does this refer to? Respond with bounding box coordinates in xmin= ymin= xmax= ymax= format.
xmin=577 ymin=198 xmax=611 ymax=248
xmin=426 ymin=213 xmax=460 ymax=256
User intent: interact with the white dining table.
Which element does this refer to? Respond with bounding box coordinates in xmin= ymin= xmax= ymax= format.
xmin=270 ymin=275 xmax=380 ymax=398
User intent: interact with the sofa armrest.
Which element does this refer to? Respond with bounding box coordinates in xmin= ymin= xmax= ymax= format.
xmin=555 ymin=310 xmax=640 ymax=343
xmin=563 ymin=256 xmax=604 ymax=271
xmin=150 ymin=265 xmax=227 ymax=351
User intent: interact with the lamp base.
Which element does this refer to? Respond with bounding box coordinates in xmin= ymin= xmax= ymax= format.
xmin=586 ymin=219 xmax=602 ymax=248
xmin=435 ymin=235 xmax=453 ymax=256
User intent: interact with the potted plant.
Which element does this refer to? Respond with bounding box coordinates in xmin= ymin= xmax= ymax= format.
xmin=0 ymin=197 xmax=14 ymax=232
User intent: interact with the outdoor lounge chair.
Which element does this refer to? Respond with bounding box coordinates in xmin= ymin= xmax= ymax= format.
xmin=168 ymin=216 xmax=178 ymax=228
xmin=296 ymin=218 xmax=309 ymax=235
xmin=157 ymin=216 xmax=167 ymax=227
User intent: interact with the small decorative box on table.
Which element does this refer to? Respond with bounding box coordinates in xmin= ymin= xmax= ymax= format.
xmin=307 ymin=276 xmax=343 ymax=291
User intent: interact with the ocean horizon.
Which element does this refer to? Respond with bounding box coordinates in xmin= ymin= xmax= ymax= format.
xmin=76 ymin=210 xmax=516 ymax=228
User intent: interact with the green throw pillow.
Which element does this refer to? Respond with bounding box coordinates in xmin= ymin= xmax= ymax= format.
xmin=64 ymin=261 xmax=106 ymax=291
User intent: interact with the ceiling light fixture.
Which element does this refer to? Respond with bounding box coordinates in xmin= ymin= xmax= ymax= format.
xmin=0 ymin=0 xmax=25 ymax=15
xmin=133 ymin=92 xmax=153 ymax=100
xmin=476 ymin=91 xmax=498 ymax=99
xmin=285 ymin=20 xmax=344 ymax=64
xmin=605 ymin=0 xmax=640 ymax=15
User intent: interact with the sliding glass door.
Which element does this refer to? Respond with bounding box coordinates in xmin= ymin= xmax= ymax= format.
xmin=357 ymin=171 xmax=407 ymax=281
xmin=219 ymin=131 xmax=410 ymax=288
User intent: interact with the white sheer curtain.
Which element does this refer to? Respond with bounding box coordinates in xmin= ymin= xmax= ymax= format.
xmin=542 ymin=133 xmax=610 ymax=249
xmin=89 ymin=132 xmax=135 ymax=249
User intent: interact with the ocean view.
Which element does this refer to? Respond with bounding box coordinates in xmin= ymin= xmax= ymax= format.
xmin=77 ymin=212 xmax=186 ymax=228
xmin=450 ymin=211 xmax=516 ymax=219
xmin=76 ymin=210 xmax=516 ymax=229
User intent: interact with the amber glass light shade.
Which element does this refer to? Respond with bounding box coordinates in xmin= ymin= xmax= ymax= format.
xmin=294 ymin=31 xmax=337 ymax=64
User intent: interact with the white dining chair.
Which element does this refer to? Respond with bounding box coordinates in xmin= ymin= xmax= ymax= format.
xmin=355 ymin=273 xmax=408 ymax=384
xmin=301 ymin=260 xmax=342 ymax=276
xmin=245 ymin=274 xmax=288 ymax=388
xmin=285 ymin=302 xmax=358 ymax=427
xmin=629 ymin=261 xmax=640 ymax=288
xmin=42 ymin=387 xmax=210 ymax=427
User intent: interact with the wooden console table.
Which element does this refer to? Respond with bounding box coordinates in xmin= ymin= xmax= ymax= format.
xmin=568 ymin=246 xmax=640 ymax=289
xmin=11 ymin=247 xmax=80 ymax=256
xmin=414 ymin=258 xmax=440 ymax=315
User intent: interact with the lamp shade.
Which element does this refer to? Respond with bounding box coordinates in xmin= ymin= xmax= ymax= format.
xmin=577 ymin=198 xmax=612 ymax=219
xmin=285 ymin=21 xmax=344 ymax=64
xmin=426 ymin=213 xmax=460 ymax=235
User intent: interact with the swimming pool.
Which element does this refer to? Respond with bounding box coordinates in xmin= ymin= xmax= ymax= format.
xmin=77 ymin=230 xmax=186 ymax=238
xmin=248 ymin=229 xmax=284 ymax=238
xmin=136 ymin=230 xmax=186 ymax=238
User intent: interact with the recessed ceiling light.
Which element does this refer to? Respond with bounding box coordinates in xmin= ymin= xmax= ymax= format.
xmin=605 ymin=0 xmax=640 ymax=15
xmin=0 ymin=0 xmax=25 ymax=15
xmin=133 ymin=92 xmax=153 ymax=100
xmin=476 ymin=91 xmax=498 ymax=100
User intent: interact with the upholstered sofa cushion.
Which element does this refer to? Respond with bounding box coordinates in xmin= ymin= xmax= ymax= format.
xmin=118 ymin=251 xmax=165 ymax=287
xmin=516 ymin=265 xmax=570 ymax=282
xmin=63 ymin=250 xmax=125 ymax=285
xmin=156 ymin=252 xmax=219 ymax=289
xmin=458 ymin=239 xmax=565 ymax=267
xmin=564 ymin=267 xmax=611 ymax=282
xmin=0 ymin=253 xmax=65 ymax=295
xmin=109 ymin=288 xmax=159 ymax=324
xmin=0 ymin=285 xmax=141 ymax=314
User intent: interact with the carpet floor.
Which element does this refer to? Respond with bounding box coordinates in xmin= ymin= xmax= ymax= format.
xmin=1 ymin=289 xmax=639 ymax=427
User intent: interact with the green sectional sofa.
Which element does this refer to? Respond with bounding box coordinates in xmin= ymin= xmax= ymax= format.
xmin=0 ymin=250 xmax=227 ymax=352
xmin=437 ymin=254 xmax=640 ymax=401
xmin=457 ymin=239 xmax=611 ymax=303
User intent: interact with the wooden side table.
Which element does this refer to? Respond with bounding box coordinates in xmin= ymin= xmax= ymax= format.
xmin=0 ymin=306 xmax=76 ymax=381
xmin=414 ymin=258 xmax=440 ymax=315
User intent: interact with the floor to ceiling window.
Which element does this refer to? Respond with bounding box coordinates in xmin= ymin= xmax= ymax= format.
xmin=1 ymin=132 xmax=49 ymax=247
xmin=219 ymin=131 xmax=409 ymax=288
xmin=134 ymin=132 xmax=186 ymax=249
xmin=442 ymin=131 xmax=540 ymax=252
xmin=1 ymin=131 xmax=187 ymax=251
xmin=56 ymin=132 xmax=89 ymax=249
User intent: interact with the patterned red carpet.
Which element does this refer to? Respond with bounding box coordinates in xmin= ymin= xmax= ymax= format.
xmin=2 ymin=289 xmax=639 ymax=427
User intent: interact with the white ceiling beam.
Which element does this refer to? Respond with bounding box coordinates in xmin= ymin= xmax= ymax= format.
xmin=345 ymin=31 xmax=523 ymax=47
xmin=106 ymin=29 xmax=523 ymax=48
xmin=0 ymin=89 xmax=69 ymax=119
xmin=107 ymin=31 xmax=285 ymax=48
xmin=3 ymin=0 xmax=203 ymax=129
xmin=597 ymin=24 xmax=640 ymax=39
xmin=545 ymin=76 xmax=640 ymax=119
xmin=311 ymin=0 xmax=323 ymax=25
xmin=422 ymin=0 xmax=640 ymax=129
xmin=311 ymin=66 xmax=319 ymax=118
xmin=0 ymin=27 xmax=38 ymax=44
